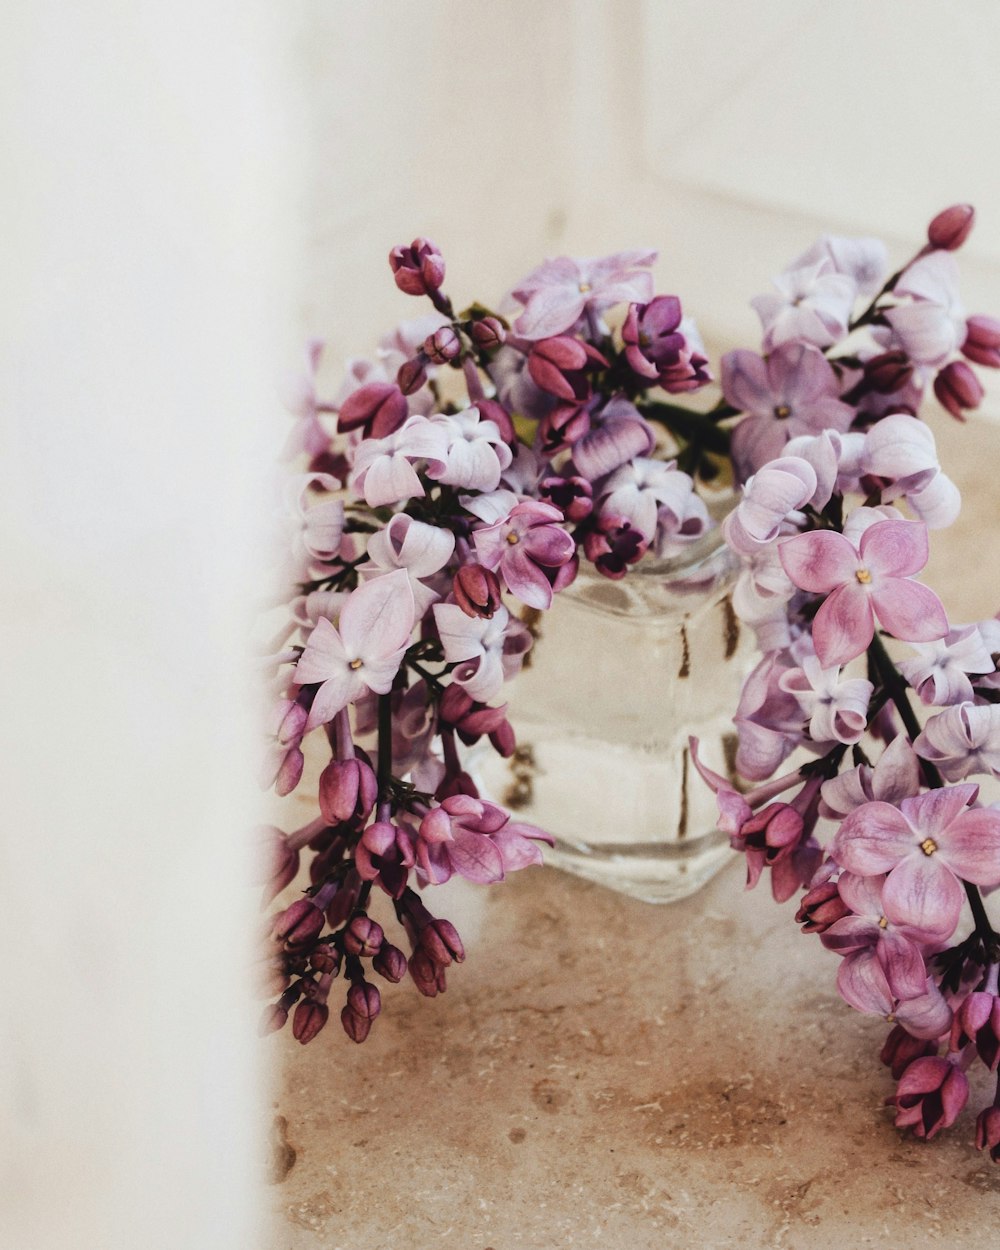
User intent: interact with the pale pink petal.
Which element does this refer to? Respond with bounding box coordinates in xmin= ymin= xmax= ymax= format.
xmin=821 ymin=914 xmax=882 ymax=954
xmin=882 ymin=855 xmax=963 ymax=938
xmin=363 ymin=454 xmax=424 ymax=508
xmin=304 ymin=669 xmax=366 ymax=731
xmin=859 ymin=519 xmax=928 ymax=579
xmin=812 ymin=583 xmax=875 ymax=667
xmin=514 ymin=289 xmax=587 ymax=339
xmin=938 ymin=808 xmax=1000 ymax=886
xmin=502 ymin=545 xmax=553 ymax=610
xmin=293 ymin=616 xmax=348 ymax=684
xmin=871 ymin=579 xmax=948 ymax=645
xmin=833 ymin=800 xmax=915 ymax=874
xmin=778 ymin=530 xmax=858 ymax=592
xmin=448 ymin=833 xmax=505 ymax=883
xmin=893 ymin=983 xmax=953 ymax=1039
xmin=836 ymin=870 xmax=885 ymax=918
xmin=878 ymin=930 xmax=930 ymax=1001
xmin=340 ymin=569 xmax=415 ymax=665
xmin=899 ymin=784 xmax=979 ymax=839
xmin=837 ymin=949 xmax=893 ymax=1014
xmin=721 ymin=349 xmax=772 ymax=415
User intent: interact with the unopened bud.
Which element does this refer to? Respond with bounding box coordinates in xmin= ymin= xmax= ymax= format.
xmin=337 ymin=382 xmax=408 ymax=438
xmin=863 ymin=350 xmax=913 ymax=395
xmin=420 ymin=918 xmax=465 ymax=966
xmin=795 ymin=880 xmax=849 ymax=934
xmin=346 ymin=980 xmax=381 ymax=1021
xmin=453 ymin=564 xmax=503 ymax=618
xmin=424 ymin=325 xmax=462 ymax=365
xmin=934 ymin=359 xmax=983 ymax=420
xmin=976 ymin=1106 xmax=1000 ymax=1162
xmin=273 ymin=897 xmax=324 ymax=948
xmin=928 ymin=203 xmax=975 ymax=252
xmin=292 ymin=1000 xmax=329 ymax=1044
xmin=319 ymin=757 xmax=377 ymax=825
xmin=962 ymin=315 xmax=1000 ymax=369
xmin=474 ymin=397 xmax=516 ymax=444
xmin=389 ymin=237 xmax=445 ymax=296
xmin=373 ymin=943 xmax=408 ymax=983
xmin=397 ymin=355 xmax=428 ymax=396
xmin=343 ymin=913 xmax=385 ymax=958
xmin=951 ymin=992 xmax=1000 ymax=1070
xmin=309 ymin=943 xmax=342 ymax=976
xmin=408 ymin=946 xmax=447 ymax=997
xmin=469 ymin=316 xmax=506 ymax=351
xmin=340 ymin=1006 xmax=372 ymax=1043
xmin=879 ymin=1024 xmax=937 ymax=1080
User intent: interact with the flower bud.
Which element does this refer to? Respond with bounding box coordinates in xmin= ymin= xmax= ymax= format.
xmin=886 ymin=1056 xmax=969 ymax=1139
xmin=794 ymin=880 xmax=850 ymax=934
xmin=453 ymin=564 xmax=503 ymax=618
xmin=420 ymin=918 xmax=465 ymax=966
xmin=863 ymin=349 xmax=913 ymax=395
xmin=424 ymin=325 xmax=462 ymax=365
xmin=736 ymin=803 xmax=803 ymax=862
xmin=962 ymin=315 xmax=1000 ymax=369
xmin=474 ymin=397 xmax=516 ymax=445
xmin=339 ymin=1005 xmax=371 ymax=1043
xmin=928 ymin=203 xmax=975 ymax=251
xmin=292 ymin=1000 xmax=329 ymax=1044
xmin=274 ymin=747 xmax=305 ymax=798
xmin=976 ymin=1105 xmax=1000 ymax=1162
xmin=397 ymin=355 xmax=428 ymax=396
xmin=318 ymin=757 xmax=377 ymax=825
xmin=388 ymin=237 xmax=445 ymax=296
xmin=343 ymin=913 xmax=385 ymax=959
xmin=273 ymin=897 xmax=324 ymax=948
xmin=469 ymin=316 xmax=506 ymax=351
xmin=259 ymin=1003 xmax=289 ymax=1036
xmin=951 ymin=992 xmax=1000 ymax=1070
xmin=309 ymin=943 xmax=341 ymax=976
xmin=337 ymin=382 xmax=408 ymax=438
xmin=539 ymin=474 xmax=593 ymax=522
xmin=879 ymin=1024 xmax=937 ymax=1080
xmin=346 ymin=980 xmax=381 ymax=1022
xmin=254 ymin=825 xmax=301 ymax=903
xmin=934 ymin=359 xmax=983 ymax=420
xmin=373 ymin=942 xmax=408 ymax=983
xmin=528 ymin=336 xmax=607 ymax=402
xmin=408 ymin=946 xmax=447 ymax=997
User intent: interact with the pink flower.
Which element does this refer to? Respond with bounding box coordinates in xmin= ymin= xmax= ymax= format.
xmin=508 ymin=250 xmax=656 ymax=340
xmin=416 ymin=795 xmax=552 ymax=885
xmin=882 ymin=252 xmax=967 ymax=367
xmin=887 ymin=1056 xmax=969 ymax=1140
xmin=819 ymin=732 xmax=920 ymax=821
xmin=358 ymin=514 xmax=456 ymax=617
xmin=832 ymin=783 xmax=1000 ymax=937
xmin=433 ymin=602 xmax=531 ymax=703
xmin=777 ymin=654 xmax=873 ymax=746
xmin=427 ymin=406 xmax=513 ymax=492
xmin=472 ymin=501 xmax=575 ymax=610
xmin=914 ymin=702 xmax=1000 ymax=782
xmin=349 ymin=415 xmax=448 ymax=507
xmin=778 ymin=519 xmax=948 ymax=667
xmin=751 ymin=259 xmax=856 ymax=351
xmin=898 ymin=626 xmax=994 ymax=706
xmin=722 ymin=455 xmax=817 ymax=556
xmin=293 ymin=570 xmax=416 ymax=730
xmin=598 ymin=458 xmax=704 ymax=545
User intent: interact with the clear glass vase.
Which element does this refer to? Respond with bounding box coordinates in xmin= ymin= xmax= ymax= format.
xmin=477 ymin=514 xmax=751 ymax=903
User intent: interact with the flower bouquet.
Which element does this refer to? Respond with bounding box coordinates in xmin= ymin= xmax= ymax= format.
xmin=261 ymin=204 xmax=1000 ymax=1160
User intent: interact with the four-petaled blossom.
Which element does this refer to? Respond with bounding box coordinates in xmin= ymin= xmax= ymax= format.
xmin=472 ymin=501 xmax=575 ymax=610
xmin=599 ymin=458 xmax=704 ymax=544
xmin=751 ymin=259 xmax=856 ymax=351
xmin=433 ymin=602 xmax=530 ymax=703
xmin=508 ymin=249 xmax=656 ymax=340
xmin=913 ymin=701 xmax=1000 ymax=782
xmin=416 ymin=795 xmax=553 ymax=885
xmin=621 ymin=296 xmax=685 ymax=378
xmin=832 ymin=784 xmax=1000 ymax=938
xmin=427 ymin=406 xmax=513 ymax=492
xmin=886 ymin=1056 xmax=969 ymax=1140
xmin=882 ymin=252 xmax=967 ymax=367
xmin=778 ymin=653 xmax=873 ymax=745
xmin=778 ymin=519 xmax=948 ymax=667
xmin=897 ymin=626 xmax=994 ymax=706
xmin=294 ymin=570 xmax=416 ymax=730
xmin=358 ymin=514 xmax=456 ymax=617
xmin=349 ymin=415 xmax=448 ymax=507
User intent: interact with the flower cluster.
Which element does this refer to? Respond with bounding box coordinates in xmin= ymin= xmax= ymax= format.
xmin=261 ymin=237 xmax=720 ymax=1045
xmin=702 ymin=203 xmax=1000 ymax=1158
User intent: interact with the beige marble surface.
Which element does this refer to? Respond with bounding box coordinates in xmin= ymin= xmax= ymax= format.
xmin=266 ymin=415 xmax=1000 ymax=1248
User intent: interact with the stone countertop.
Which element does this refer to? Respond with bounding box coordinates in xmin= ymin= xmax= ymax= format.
xmin=267 ymin=415 xmax=1000 ymax=1249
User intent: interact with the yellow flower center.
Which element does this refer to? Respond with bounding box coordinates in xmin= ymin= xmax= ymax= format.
xmin=506 ymin=532 xmax=520 ymax=545
xmin=774 ymin=404 xmax=792 ymax=419
xmin=856 ymin=568 xmax=873 ymax=584
xmin=349 ymin=658 xmax=364 ymax=670
xmin=920 ymin=837 xmax=938 ymax=856
xmin=878 ymin=915 xmax=889 ymax=929
xmin=578 ymin=281 xmax=592 ymax=293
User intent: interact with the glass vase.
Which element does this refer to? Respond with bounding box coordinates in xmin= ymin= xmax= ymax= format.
xmin=477 ymin=515 xmax=751 ymax=903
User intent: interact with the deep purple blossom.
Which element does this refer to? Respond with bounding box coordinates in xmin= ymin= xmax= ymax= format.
xmin=621 ymin=296 xmax=685 ymax=378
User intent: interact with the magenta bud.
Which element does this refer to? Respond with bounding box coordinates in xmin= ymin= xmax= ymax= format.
xmin=274 ymin=747 xmax=305 ymax=798
xmin=737 ymin=803 xmax=803 ymax=862
xmin=489 ymin=720 xmax=516 ymax=758
xmin=389 ymin=237 xmax=446 ymax=296
xmin=424 ymin=325 xmax=462 ymax=365
xmin=397 ymin=355 xmax=428 ymax=396
xmin=408 ymin=946 xmax=447 ymax=998
xmin=794 ymin=880 xmax=850 ymax=934
xmin=453 ymin=564 xmax=503 ymax=618
xmin=474 ymin=397 xmax=516 ymax=445
xmin=879 ymin=1024 xmax=937 ymax=1080
xmin=258 ymin=1003 xmax=289 ymax=1036
xmin=469 ymin=316 xmax=506 ymax=351
xmin=934 ymin=359 xmax=983 ymax=420
xmin=928 ymin=203 xmax=975 ymax=251
xmin=951 ymin=992 xmax=1000 ymax=1070
xmin=337 ymin=382 xmax=408 ymax=438
xmin=343 ymin=913 xmax=385 ymax=958
xmin=528 ymin=335 xmax=607 ymax=402
xmin=346 ymin=980 xmax=381 ymax=1021
xmin=976 ymin=1106 xmax=1000 ymax=1162
xmin=887 ymin=1056 xmax=969 ymax=1139
xmin=420 ymin=918 xmax=465 ymax=966
xmin=962 ymin=315 xmax=1000 ymax=369
xmin=373 ymin=942 xmax=407 ymax=983
xmin=539 ymin=474 xmax=593 ymax=521
xmin=309 ymin=943 xmax=341 ymax=976
xmin=339 ymin=1006 xmax=372 ymax=1043
xmin=319 ymin=757 xmax=377 ymax=825
xmin=254 ymin=825 xmax=300 ymax=902
xmin=439 ymin=683 xmax=474 ymax=725
xmin=292 ymin=1000 xmax=329 ymax=1044
xmin=863 ymin=349 xmax=914 ymax=395
xmin=273 ymin=897 xmax=324 ymax=948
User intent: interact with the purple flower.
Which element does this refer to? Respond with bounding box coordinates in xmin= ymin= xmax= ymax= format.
xmin=898 ymin=626 xmax=994 ymax=706
xmin=722 ymin=344 xmax=854 ymax=481
xmin=433 ymin=602 xmax=530 ymax=703
xmin=598 ymin=458 xmax=702 ymax=545
xmin=832 ymin=783 xmax=1000 ymax=937
xmin=732 ymin=650 xmax=809 ymax=780
xmin=778 ymin=653 xmax=873 ymax=746
xmin=294 ymin=570 xmax=416 ymax=730
xmin=789 ymin=233 xmax=888 ymax=299
xmin=882 ymin=252 xmax=967 ymax=367
xmin=427 ymin=405 xmax=513 ymax=492
xmin=976 ymin=1106 xmax=1000 ymax=1162
xmin=887 ymin=1056 xmax=969 ymax=1140
xmin=508 ymin=249 xmax=656 ymax=340
xmin=358 ymin=513 xmax=455 ymax=617
xmin=778 ymin=519 xmax=948 ymax=668
xmin=569 ymin=397 xmax=655 ymax=481
xmin=416 ymin=795 xmax=552 ymax=885
xmin=722 ymin=455 xmax=816 ymax=556
xmin=951 ymin=988 xmax=1000 ymax=1070
xmin=472 ymin=501 xmax=575 ymax=610
xmin=527 ymin=335 xmax=608 ymax=402
xmin=349 ymin=415 xmax=448 ymax=507
xmin=914 ymin=702 xmax=1000 ymax=781
xmin=621 ymin=296 xmax=685 ymax=378
xmin=354 ymin=818 xmax=416 ymax=899
xmin=820 ymin=732 xmax=920 ymax=821
xmin=751 ymin=259 xmax=856 ymax=351
xmin=862 ymin=413 xmax=960 ymax=529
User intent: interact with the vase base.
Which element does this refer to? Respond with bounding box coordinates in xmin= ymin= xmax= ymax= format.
xmin=542 ymin=832 xmax=734 ymax=904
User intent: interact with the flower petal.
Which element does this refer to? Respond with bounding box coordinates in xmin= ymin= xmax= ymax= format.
xmin=779 ymin=530 xmax=858 ymax=592
xmin=859 ymin=519 xmax=929 ymax=579
xmin=882 ymin=855 xmax=963 ymax=939
xmin=340 ymin=569 xmax=415 ymax=664
xmin=871 ymin=579 xmax=948 ymax=645
xmin=833 ymin=801 xmax=915 ymax=874
xmin=939 ymin=808 xmax=1000 ymax=886
xmin=812 ymin=583 xmax=875 ymax=667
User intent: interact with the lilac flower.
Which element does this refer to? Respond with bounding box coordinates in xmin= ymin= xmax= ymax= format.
xmin=281 ymin=339 xmax=332 ymax=460
xmin=598 ymin=458 xmax=703 ymax=544
xmin=789 ymin=233 xmax=888 ymax=299
xmin=733 ymin=650 xmax=809 ymax=780
xmin=427 ymin=406 xmax=513 ymax=492
xmin=898 ymin=625 xmax=994 ymax=706
xmin=782 ymin=430 xmax=842 ymax=511
xmin=731 ymin=545 xmax=798 ymax=652
xmin=832 ymin=783 xmax=1000 ymax=937
xmin=349 ymin=415 xmax=448 ymax=507
xmin=621 ymin=296 xmax=685 ymax=378
xmin=962 ymin=314 xmax=1000 ymax=368
xmin=976 ymin=1107 xmax=1000 ymax=1163
xmin=416 ymin=795 xmax=552 ymax=885
xmin=278 ymin=472 xmax=345 ymax=582
xmin=722 ymin=344 xmax=853 ymax=481
xmin=778 ymin=653 xmax=873 ymax=745
xmin=570 ymin=397 xmax=655 ymax=481
xmin=861 ymin=413 xmax=961 ymax=529
xmin=489 ymin=344 xmax=555 ymax=422
xmin=820 ymin=732 xmax=920 ymax=821
xmin=508 ymin=249 xmax=656 ymax=340
xmin=354 ymin=818 xmax=416 ymax=899
xmin=934 ymin=358 xmax=984 ymax=420
xmin=887 ymin=1056 xmax=969 ymax=1140
xmin=358 ymin=514 xmax=455 ymax=617
xmin=751 ymin=259 xmax=856 ymax=351
xmin=472 ymin=500 xmax=575 ymax=610
xmin=882 ymin=252 xmax=967 ymax=367
xmin=778 ymin=519 xmax=948 ymax=668
xmin=527 ymin=335 xmax=607 ymax=401
xmin=914 ymin=702 xmax=1000 ymax=781
xmin=723 ymin=455 xmax=816 ymax=557
xmin=951 ymin=985 xmax=1000 ymax=1071
xmin=433 ymin=602 xmax=531 ymax=702
xmin=294 ymin=570 xmax=416 ymax=730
